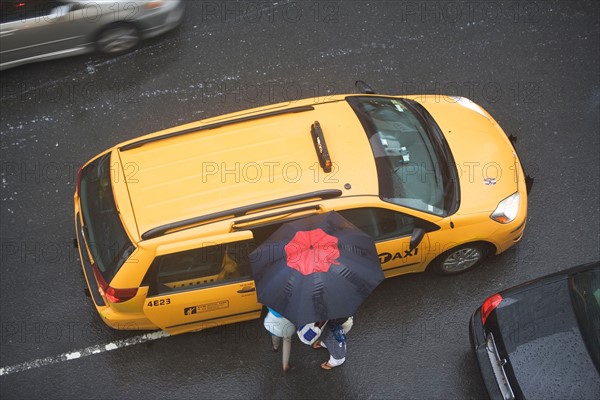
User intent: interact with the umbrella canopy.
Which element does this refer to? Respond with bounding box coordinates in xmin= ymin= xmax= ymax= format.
xmin=249 ymin=211 xmax=384 ymax=326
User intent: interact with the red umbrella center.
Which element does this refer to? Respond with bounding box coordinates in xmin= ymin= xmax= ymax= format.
xmin=285 ymin=228 xmax=340 ymax=275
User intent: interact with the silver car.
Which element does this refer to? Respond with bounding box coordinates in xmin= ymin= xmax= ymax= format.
xmin=0 ymin=0 xmax=184 ymax=70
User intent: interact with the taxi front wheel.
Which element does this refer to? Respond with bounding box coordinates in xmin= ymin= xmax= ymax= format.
xmin=430 ymin=243 xmax=492 ymax=275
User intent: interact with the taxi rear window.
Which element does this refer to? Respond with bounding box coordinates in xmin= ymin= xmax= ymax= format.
xmin=79 ymin=153 xmax=135 ymax=282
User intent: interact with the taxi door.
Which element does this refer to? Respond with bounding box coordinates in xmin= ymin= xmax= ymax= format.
xmin=375 ymin=232 xmax=430 ymax=278
xmin=337 ymin=207 xmax=431 ymax=278
xmin=142 ymin=231 xmax=263 ymax=335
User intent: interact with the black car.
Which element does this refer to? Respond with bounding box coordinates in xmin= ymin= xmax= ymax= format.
xmin=469 ymin=261 xmax=600 ymax=400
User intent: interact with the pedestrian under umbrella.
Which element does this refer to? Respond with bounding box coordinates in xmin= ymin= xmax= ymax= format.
xmin=250 ymin=211 xmax=384 ymax=368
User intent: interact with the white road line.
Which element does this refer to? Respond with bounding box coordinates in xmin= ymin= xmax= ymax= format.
xmin=0 ymin=330 xmax=170 ymax=377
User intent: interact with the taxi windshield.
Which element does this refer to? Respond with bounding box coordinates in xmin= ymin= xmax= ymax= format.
xmin=347 ymin=96 xmax=459 ymax=216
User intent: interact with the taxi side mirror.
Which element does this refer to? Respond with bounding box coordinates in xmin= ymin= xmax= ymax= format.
xmin=409 ymin=228 xmax=425 ymax=251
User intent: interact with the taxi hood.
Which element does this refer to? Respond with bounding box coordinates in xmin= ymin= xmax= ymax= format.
xmin=411 ymin=96 xmax=522 ymax=215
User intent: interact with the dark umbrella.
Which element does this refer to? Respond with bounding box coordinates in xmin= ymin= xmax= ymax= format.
xmin=249 ymin=211 xmax=384 ymax=326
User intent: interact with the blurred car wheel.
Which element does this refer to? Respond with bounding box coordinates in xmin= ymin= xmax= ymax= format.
xmin=96 ymin=23 xmax=141 ymax=55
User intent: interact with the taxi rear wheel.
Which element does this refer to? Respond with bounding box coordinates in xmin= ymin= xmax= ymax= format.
xmin=430 ymin=243 xmax=493 ymax=275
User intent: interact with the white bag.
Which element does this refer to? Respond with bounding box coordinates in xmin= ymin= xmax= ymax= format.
xmin=297 ymin=322 xmax=323 ymax=345
xmin=297 ymin=317 xmax=353 ymax=345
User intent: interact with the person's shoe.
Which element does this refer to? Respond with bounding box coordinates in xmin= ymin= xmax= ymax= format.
xmin=283 ymin=363 xmax=290 ymax=373
xmin=320 ymin=361 xmax=337 ymax=370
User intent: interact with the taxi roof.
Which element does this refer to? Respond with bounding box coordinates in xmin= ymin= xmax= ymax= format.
xmin=116 ymin=96 xmax=379 ymax=241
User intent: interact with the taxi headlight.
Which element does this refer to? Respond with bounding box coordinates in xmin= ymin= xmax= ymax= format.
xmin=490 ymin=193 xmax=520 ymax=224
xmin=449 ymin=96 xmax=489 ymax=119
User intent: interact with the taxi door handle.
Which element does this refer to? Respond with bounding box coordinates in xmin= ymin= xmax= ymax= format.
xmin=237 ymin=287 xmax=256 ymax=293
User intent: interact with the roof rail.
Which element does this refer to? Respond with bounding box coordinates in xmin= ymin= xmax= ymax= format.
xmin=232 ymin=205 xmax=322 ymax=230
xmin=141 ymin=189 xmax=342 ymax=240
xmin=120 ymin=105 xmax=315 ymax=151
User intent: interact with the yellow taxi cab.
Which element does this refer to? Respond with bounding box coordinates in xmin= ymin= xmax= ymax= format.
xmin=74 ymin=91 xmax=530 ymax=334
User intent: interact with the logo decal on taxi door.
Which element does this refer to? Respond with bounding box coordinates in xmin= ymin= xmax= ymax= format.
xmin=378 ymin=247 xmax=419 ymax=264
xmin=184 ymin=300 xmax=230 ymax=315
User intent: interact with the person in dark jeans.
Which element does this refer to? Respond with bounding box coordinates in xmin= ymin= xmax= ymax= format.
xmin=312 ymin=317 xmax=353 ymax=370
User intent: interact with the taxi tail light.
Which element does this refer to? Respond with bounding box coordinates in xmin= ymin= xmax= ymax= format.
xmin=104 ymin=286 xmax=138 ymax=303
xmin=91 ymin=264 xmax=137 ymax=303
xmin=481 ymin=293 xmax=503 ymax=326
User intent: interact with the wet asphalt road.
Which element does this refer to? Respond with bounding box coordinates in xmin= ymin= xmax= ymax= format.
xmin=1 ymin=1 xmax=599 ymax=399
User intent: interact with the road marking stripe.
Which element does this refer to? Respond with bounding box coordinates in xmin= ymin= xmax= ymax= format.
xmin=0 ymin=330 xmax=170 ymax=377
